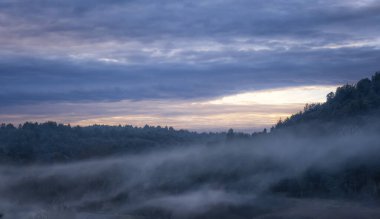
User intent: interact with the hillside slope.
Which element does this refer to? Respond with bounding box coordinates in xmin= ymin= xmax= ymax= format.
xmin=273 ymin=72 xmax=380 ymax=132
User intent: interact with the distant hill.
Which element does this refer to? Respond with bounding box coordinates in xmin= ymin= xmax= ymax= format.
xmin=272 ymin=72 xmax=380 ymax=132
xmin=0 ymin=122 xmax=226 ymax=164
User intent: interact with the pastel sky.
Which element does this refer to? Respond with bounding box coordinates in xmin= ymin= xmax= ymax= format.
xmin=0 ymin=0 xmax=379 ymax=132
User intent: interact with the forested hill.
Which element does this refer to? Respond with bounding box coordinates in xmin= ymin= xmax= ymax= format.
xmin=0 ymin=123 xmax=227 ymax=163
xmin=2 ymin=73 xmax=380 ymax=163
xmin=273 ymin=72 xmax=380 ymax=131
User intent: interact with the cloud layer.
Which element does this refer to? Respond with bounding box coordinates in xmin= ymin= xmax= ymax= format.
xmin=0 ymin=0 xmax=379 ymax=128
xmin=0 ymin=86 xmax=337 ymax=132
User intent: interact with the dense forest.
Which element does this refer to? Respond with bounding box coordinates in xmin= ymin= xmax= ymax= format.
xmin=1 ymin=73 xmax=380 ymax=218
xmin=0 ymin=123 xmax=232 ymax=163
xmin=265 ymin=72 xmax=380 ymax=201
xmin=273 ymin=72 xmax=380 ymax=131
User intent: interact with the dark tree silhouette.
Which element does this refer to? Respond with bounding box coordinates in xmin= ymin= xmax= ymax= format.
xmin=273 ymin=72 xmax=380 ymax=131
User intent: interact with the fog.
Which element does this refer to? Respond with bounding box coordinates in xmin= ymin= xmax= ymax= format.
xmin=1 ymin=122 xmax=380 ymax=218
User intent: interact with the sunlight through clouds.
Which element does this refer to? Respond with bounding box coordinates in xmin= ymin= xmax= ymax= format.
xmin=0 ymin=85 xmax=338 ymax=132
xmin=207 ymin=86 xmax=338 ymax=105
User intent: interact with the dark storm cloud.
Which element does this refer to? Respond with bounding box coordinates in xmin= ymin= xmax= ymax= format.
xmin=0 ymin=0 xmax=379 ymax=40
xmin=0 ymin=0 xmax=379 ymax=107
xmin=1 ymin=46 xmax=380 ymax=106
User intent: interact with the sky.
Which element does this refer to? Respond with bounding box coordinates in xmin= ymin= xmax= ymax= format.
xmin=0 ymin=0 xmax=379 ymax=132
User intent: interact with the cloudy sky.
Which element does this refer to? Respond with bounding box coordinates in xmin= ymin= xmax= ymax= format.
xmin=0 ymin=0 xmax=379 ymax=132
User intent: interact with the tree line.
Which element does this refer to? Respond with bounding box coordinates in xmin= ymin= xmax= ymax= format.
xmin=0 ymin=122 xmax=228 ymax=163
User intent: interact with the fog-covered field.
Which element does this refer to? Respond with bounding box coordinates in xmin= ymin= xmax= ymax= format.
xmin=1 ymin=123 xmax=380 ymax=219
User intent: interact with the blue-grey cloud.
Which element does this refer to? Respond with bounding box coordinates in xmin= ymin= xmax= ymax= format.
xmin=1 ymin=0 xmax=379 ymax=40
xmin=1 ymin=46 xmax=379 ymax=106
xmin=0 ymin=0 xmax=379 ymax=108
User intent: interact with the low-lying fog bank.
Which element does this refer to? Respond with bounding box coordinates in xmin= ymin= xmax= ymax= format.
xmin=1 ymin=122 xmax=380 ymax=219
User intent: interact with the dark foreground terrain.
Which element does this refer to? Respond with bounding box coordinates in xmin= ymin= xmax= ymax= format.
xmin=2 ymin=126 xmax=380 ymax=219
